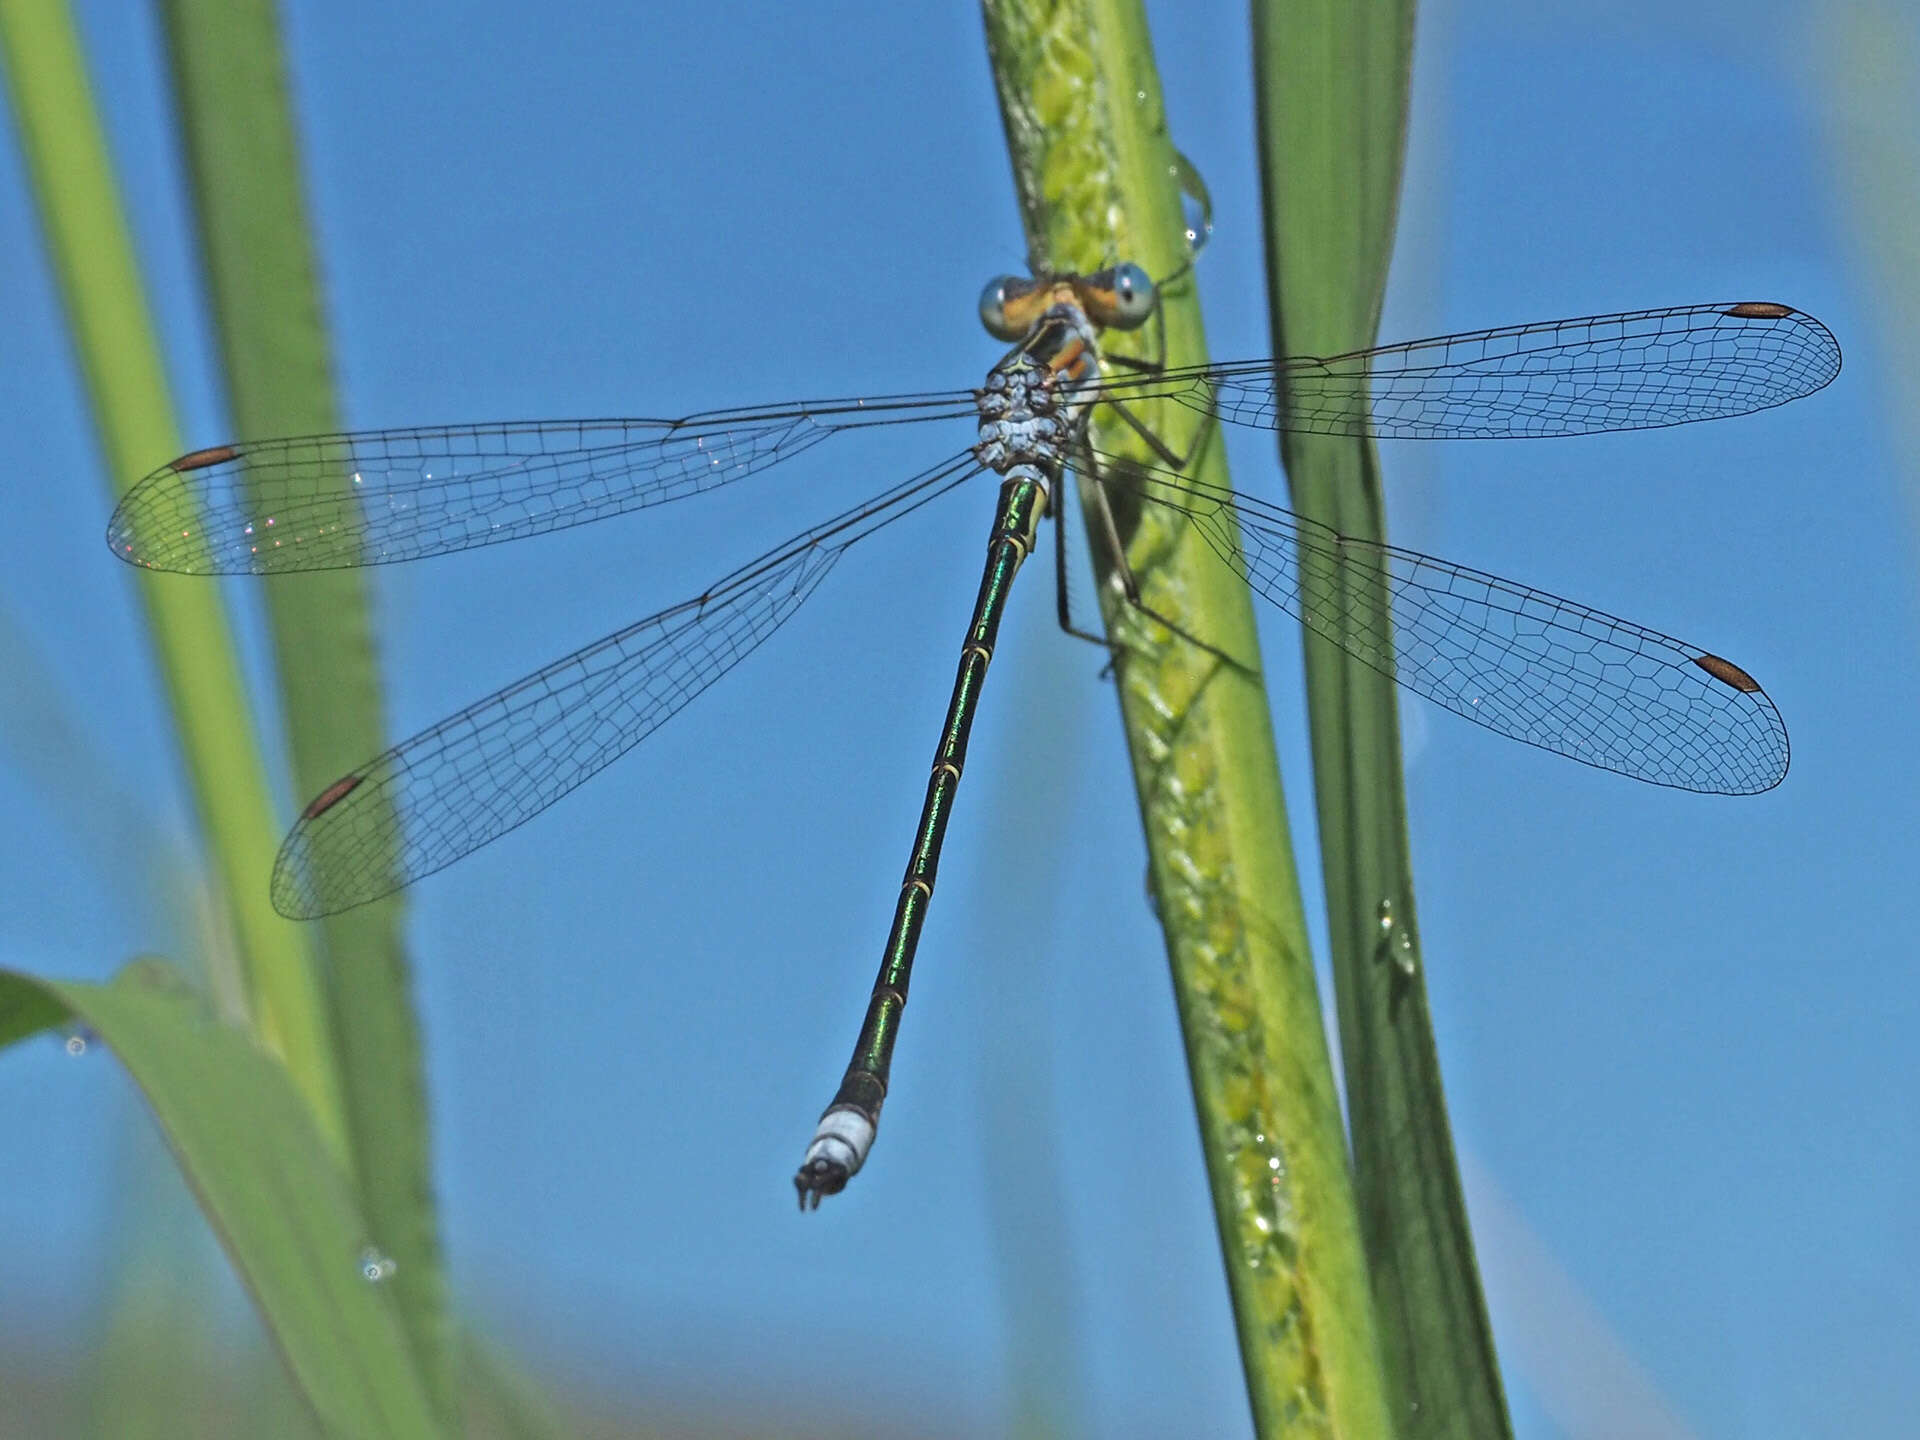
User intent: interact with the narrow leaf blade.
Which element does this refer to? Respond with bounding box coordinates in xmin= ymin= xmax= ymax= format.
xmin=0 ymin=962 xmax=442 ymax=1440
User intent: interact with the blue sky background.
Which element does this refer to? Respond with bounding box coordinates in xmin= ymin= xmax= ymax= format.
xmin=2 ymin=2 xmax=1916 ymax=1436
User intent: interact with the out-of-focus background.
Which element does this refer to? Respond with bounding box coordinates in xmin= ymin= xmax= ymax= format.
xmin=2 ymin=2 xmax=1915 ymax=1436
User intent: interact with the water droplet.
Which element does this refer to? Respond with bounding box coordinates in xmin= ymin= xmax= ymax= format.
xmin=1375 ymin=898 xmax=1417 ymax=976
xmin=63 ymin=1026 xmax=93 ymax=1057
xmin=358 ymin=1246 xmax=397 ymax=1283
xmin=1170 ymin=151 xmax=1213 ymax=257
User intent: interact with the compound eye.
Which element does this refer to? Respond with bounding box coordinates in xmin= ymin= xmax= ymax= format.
xmin=978 ymin=275 xmax=1030 ymax=340
xmin=1103 ymin=262 xmax=1157 ymax=331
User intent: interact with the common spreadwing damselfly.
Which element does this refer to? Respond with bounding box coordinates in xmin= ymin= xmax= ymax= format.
xmin=107 ymin=263 xmax=1839 ymax=1205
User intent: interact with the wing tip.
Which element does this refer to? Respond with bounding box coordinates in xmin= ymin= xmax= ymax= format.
xmin=1723 ymin=300 xmax=1844 ymax=389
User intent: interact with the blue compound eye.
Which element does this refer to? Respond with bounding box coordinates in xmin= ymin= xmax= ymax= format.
xmin=1100 ymin=263 xmax=1157 ymax=331
xmin=978 ymin=276 xmax=1030 ymax=341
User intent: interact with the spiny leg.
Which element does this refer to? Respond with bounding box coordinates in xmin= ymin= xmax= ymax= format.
xmin=1052 ymin=474 xmax=1118 ymax=649
xmin=1084 ymin=277 xmax=1233 ymax=623
xmin=1075 ymin=267 xmax=1252 ymax=664
xmin=1072 ymin=442 xmax=1248 ymax=671
xmin=1101 ymin=376 xmax=1219 ymax=477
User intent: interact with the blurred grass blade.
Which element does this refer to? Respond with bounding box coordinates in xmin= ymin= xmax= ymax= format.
xmin=1810 ymin=2 xmax=1920 ymax=563
xmin=91 ymin=1113 xmax=326 ymax=1440
xmin=156 ymin=0 xmax=450 ymax=1416
xmin=0 ymin=0 xmax=341 ymax=1140
xmin=460 ymin=1336 xmax=578 ymax=1440
xmin=982 ymin=3 xmax=1392 ymax=1434
xmin=1251 ymin=5 xmax=1512 ymax=1436
xmin=0 ymin=978 xmax=66 ymax=1050
xmin=0 ymin=962 xmax=441 ymax=1440
xmin=0 ymin=600 xmax=205 ymax=940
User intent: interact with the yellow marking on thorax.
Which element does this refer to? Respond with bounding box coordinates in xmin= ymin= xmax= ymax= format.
xmin=1048 ymin=333 xmax=1093 ymax=382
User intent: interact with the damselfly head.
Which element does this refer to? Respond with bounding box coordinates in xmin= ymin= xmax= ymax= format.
xmin=980 ymin=264 xmax=1159 ymax=341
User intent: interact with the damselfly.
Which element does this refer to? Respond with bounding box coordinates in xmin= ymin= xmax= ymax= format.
xmin=108 ymin=265 xmax=1839 ymax=1205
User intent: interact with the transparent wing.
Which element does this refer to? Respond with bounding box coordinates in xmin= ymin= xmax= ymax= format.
xmin=272 ymin=452 xmax=982 ymax=916
xmin=1091 ymin=302 xmax=1840 ymax=439
xmin=108 ymin=304 xmax=1840 ymax=576
xmin=1097 ymin=454 xmax=1789 ymax=794
xmin=109 ymin=390 xmax=981 ymax=576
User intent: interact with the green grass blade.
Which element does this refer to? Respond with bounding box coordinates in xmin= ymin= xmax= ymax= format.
xmin=981 ymin=4 xmax=1392 ymax=1434
xmin=155 ymin=0 xmax=450 ymax=1415
xmin=90 ymin=1120 xmax=326 ymax=1440
xmin=0 ymin=963 xmax=441 ymax=1440
xmin=1251 ymin=6 xmax=1512 ymax=1437
xmin=0 ymin=977 xmax=67 ymax=1050
xmin=0 ymin=0 xmax=342 ymax=1146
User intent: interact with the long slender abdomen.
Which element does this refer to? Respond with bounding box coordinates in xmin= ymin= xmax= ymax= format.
xmin=793 ymin=469 xmax=1050 ymax=1207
